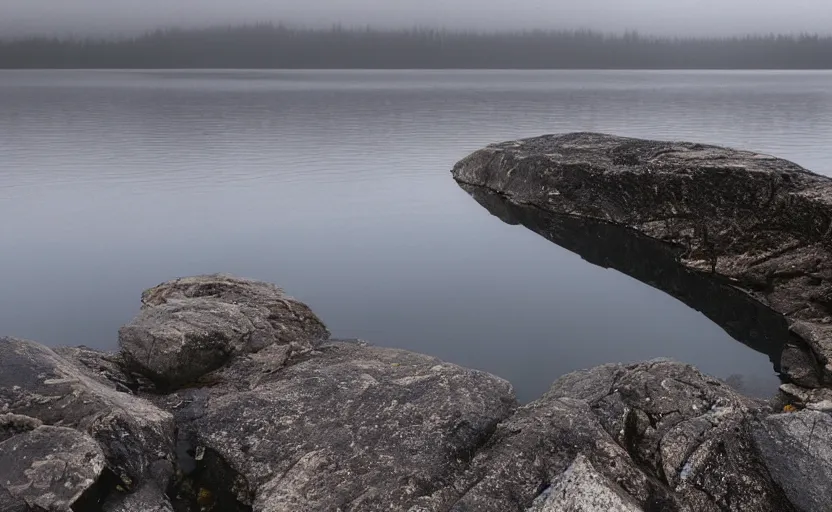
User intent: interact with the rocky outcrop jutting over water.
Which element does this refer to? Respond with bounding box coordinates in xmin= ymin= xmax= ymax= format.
xmin=1 ymin=272 xmax=830 ymax=511
xmin=453 ymin=132 xmax=832 ymax=390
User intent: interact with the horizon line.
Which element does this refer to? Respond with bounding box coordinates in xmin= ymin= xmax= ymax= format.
xmin=3 ymin=22 xmax=832 ymax=42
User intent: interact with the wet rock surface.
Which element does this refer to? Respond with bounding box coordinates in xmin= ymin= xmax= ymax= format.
xmin=453 ymin=132 xmax=832 ymax=385
xmin=2 ymin=276 xmax=831 ymax=509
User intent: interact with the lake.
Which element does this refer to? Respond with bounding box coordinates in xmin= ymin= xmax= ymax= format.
xmin=2 ymin=69 xmax=831 ymax=401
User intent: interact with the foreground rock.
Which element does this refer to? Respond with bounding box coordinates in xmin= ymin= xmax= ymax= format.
xmin=453 ymin=132 xmax=832 ymax=387
xmin=410 ymin=360 xmax=794 ymax=512
xmin=161 ymin=341 xmax=516 ymax=511
xmin=2 ymin=273 xmax=830 ymax=511
xmin=0 ymin=337 xmax=176 ymax=508
xmin=0 ymin=424 xmax=105 ymax=511
xmin=753 ymin=409 xmax=832 ymax=512
xmin=119 ymin=274 xmax=329 ymax=390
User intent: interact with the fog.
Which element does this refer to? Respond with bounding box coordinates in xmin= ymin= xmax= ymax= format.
xmin=2 ymin=0 xmax=832 ymax=38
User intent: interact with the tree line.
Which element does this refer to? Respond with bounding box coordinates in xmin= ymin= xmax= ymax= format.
xmin=1 ymin=25 xmax=831 ymax=69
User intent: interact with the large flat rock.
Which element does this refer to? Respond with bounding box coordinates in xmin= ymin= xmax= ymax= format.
xmin=453 ymin=133 xmax=832 ymax=384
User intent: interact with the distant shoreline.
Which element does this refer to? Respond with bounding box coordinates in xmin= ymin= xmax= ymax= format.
xmin=3 ymin=67 xmax=832 ymax=71
xmin=3 ymin=25 xmax=832 ymax=69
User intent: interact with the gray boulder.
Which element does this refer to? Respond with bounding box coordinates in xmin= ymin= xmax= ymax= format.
xmin=551 ymin=361 xmax=793 ymax=512
xmin=0 ymin=425 xmax=105 ymax=511
xmin=752 ymin=409 xmax=832 ymax=512
xmin=412 ymin=360 xmax=794 ymax=512
xmin=119 ymin=274 xmax=329 ymax=389
xmin=0 ymin=337 xmax=176 ymax=495
xmin=453 ymin=132 xmax=832 ymax=383
xmin=779 ymin=343 xmax=823 ymax=388
xmin=155 ymin=340 xmax=517 ymax=511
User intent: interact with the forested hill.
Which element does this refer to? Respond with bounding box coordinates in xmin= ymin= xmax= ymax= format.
xmin=2 ymin=25 xmax=832 ymax=69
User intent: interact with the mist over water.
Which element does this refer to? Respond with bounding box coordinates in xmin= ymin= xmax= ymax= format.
xmin=4 ymin=28 xmax=832 ymax=69
xmin=2 ymin=69 xmax=831 ymax=400
xmin=2 ymin=0 xmax=832 ymax=38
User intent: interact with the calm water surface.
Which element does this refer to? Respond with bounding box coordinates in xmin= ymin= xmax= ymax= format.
xmin=2 ymin=70 xmax=831 ymax=400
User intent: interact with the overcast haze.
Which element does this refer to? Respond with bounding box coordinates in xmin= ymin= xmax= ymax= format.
xmin=2 ymin=0 xmax=832 ymax=38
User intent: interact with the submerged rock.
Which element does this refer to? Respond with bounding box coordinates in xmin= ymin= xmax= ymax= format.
xmin=453 ymin=132 xmax=832 ymax=385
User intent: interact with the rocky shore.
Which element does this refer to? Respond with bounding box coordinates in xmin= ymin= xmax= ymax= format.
xmin=452 ymin=132 xmax=832 ymax=389
xmin=3 ymin=134 xmax=832 ymax=511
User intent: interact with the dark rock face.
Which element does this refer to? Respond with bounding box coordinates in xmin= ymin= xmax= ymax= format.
xmin=119 ymin=274 xmax=329 ymax=390
xmin=453 ymin=132 xmax=832 ymax=385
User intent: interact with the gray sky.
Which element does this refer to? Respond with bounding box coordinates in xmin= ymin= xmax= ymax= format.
xmin=2 ymin=0 xmax=832 ymax=37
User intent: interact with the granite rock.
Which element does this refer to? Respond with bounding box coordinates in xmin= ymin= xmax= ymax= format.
xmin=752 ymin=409 xmax=832 ymax=512
xmin=0 ymin=425 xmax=105 ymax=511
xmin=0 ymin=337 xmax=176 ymax=497
xmin=119 ymin=274 xmax=329 ymax=390
xmin=453 ymin=132 xmax=832 ymax=383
